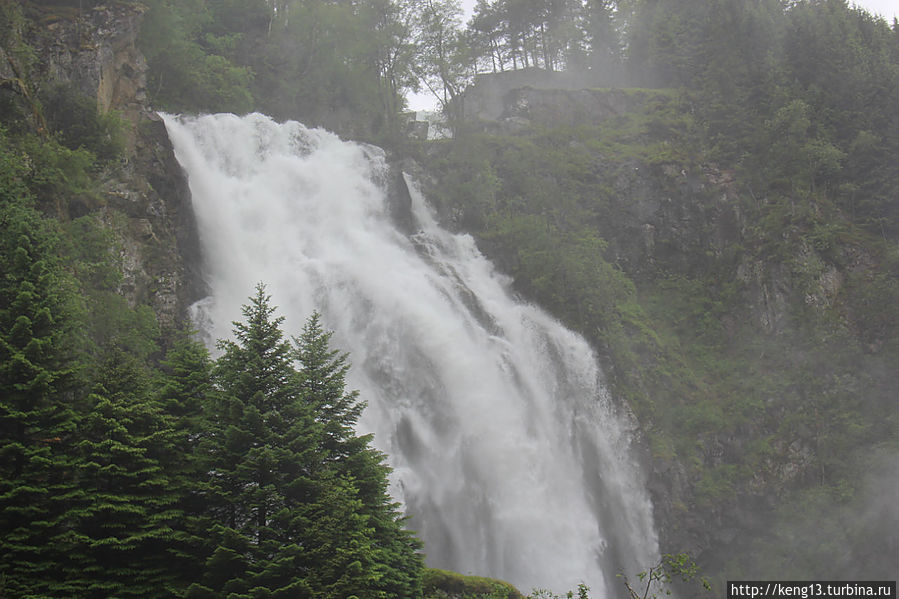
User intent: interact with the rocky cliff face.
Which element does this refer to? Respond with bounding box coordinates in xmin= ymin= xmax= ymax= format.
xmin=98 ymin=114 xmax=205 ymax=330
xmin=37 ymin=4 xmax=146 ymax=114
xmin=11 ymin=3 xmax=204 ymax=329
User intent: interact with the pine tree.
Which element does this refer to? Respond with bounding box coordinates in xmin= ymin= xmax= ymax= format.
xmin=294 ymin=312 xmax=365 ymax=462
xmin=157 ymin=332 xmax=219 ymax=593
xmin=208 ymin=284 xmax=302 ymax=537
xmin=197 ymin=287 xmax=423 ymax=597
xmin=196 ymin=284 xmax=322 ymax=596
xmin=293 ymin=312 xmax=424 ymax=598
xmin=59 ymin=348 xmax=181 ymax=598
xmin=0 ymin=153 xmax=83 ymax=596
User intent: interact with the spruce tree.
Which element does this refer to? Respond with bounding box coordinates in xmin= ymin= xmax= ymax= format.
xmin=294 ymin=312 xmax=365 ymax=462
xmin=0 ymin=166 xmax=83 ymax=596
xmin=208 ymin=284 xmax=303 ymax=536
xmin=60 ymin=348 xmax=181 ymax=598
xmin=157 ymin=332 xmax=219 ymax=593
xmin=197 ymin=287 xmax=423 ymax=597
xmin=293 ymin=312 xmax=424 ymax=598
xmin=196 ymin=284 xmax=322 ymax=596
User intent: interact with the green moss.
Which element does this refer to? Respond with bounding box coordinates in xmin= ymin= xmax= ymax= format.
xmin=422 ymin=568 xmax=525 ymax=599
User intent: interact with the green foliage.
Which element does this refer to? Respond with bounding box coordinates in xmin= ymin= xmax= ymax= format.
xmin=0 ymin=2 xmax=40 ymax=132
xmin=18 ymin=134 xmax=97 ymax=212
xmin=484 ymin=214 xmax=635 ymax=341
xmin=844 ymin=267 xmax=899 ymax=346
xmin=139 ymin=0 xmax=254 ymax=114
xmin=423 ymin=568 xmax=525 ymax=599
xmin=62 ymin=352 xmax=181 ymax=598
xmin=0 ymin=157 xmax=83 ymax=598
xmin=529 ymin=583 xmax=591 ymax=599
xmin=0 ymin=2 xmax=36 ymax=76
xmin=628 ymin=0 xmax=899 ymax=235
xmin=0 ymin=130 xmax=182 ymax=595
xmin=620 ymin=553 xmax=710 ymax=599
xmin=420 ymin=2 xmax=899 ymax=586
xmin=4 ymin=0 xmax=898 ymax=592
xmin=40 ymin=82 xmax=126 ymax=160
xmin=190 ymin=284 xmax=423 ymax=597
xmin=156 ymin=47 xmax=254 ymax=114
xmin=138 ymin=0 xmax=415 ymax=139
xmin=721 ymin=447 xmax=899 ymax=581
xmin=0 ymin=237 xmax=425 ymax=594
xmin=0 ymin=111 xmax=424 ymax=592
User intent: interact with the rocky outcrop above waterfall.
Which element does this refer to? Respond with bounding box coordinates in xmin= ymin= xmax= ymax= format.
xmin=6 ymin=2 xmax=204 ymax=328
xmin=24 ymin=3 xmax=148 ymax=145
xmin=465 ymin=70 xmax=644 ymax=132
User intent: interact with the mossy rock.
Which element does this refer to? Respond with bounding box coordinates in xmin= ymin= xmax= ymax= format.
xmin=422 ymin=568 xmax=526 ymax=599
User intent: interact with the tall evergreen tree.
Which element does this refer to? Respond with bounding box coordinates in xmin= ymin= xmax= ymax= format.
xmin=0 ymin=141 xmax=83 ymax=597
xmin=155 ymin=333 xmax=219 ymax=594
xmin=194 ymin=287 xmax=423 ymax=597
xmin=193 ymin=285 xmax=322 ymax=596
xmin=293 ymin=312 xmax=424 ymax=598
xmin=294 ymin=312 xmax=364 ymax=461
xmin=208 ymin=284 xmax=304 ymax=535
xmin=60 ymin=348 xmax=181 ymax=598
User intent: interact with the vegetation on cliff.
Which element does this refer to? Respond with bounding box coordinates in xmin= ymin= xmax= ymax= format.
xmin=414 ymin=0 xmax=899 ymax=586
xmin=1 ymin=4 xmax=427 ymax=594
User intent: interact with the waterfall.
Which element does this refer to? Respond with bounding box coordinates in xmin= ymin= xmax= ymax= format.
xmin=163 ymin=112 xmax=659 ymax=596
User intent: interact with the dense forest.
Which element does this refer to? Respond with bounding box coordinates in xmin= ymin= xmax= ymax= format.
xmin=1 ymin=0 xmax=898 ymax=596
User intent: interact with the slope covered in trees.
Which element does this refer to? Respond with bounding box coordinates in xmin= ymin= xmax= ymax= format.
xmin=414 ymin=0 xmax=899 ymax=588
xmin=1 ymin=3 xmax=425 ymax=593
xmin=0 ymin=3 xmax=586 ymax=595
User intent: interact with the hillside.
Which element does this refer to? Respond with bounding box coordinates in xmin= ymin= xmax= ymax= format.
xmin=417 ymin=81 xmax=899 ymax=582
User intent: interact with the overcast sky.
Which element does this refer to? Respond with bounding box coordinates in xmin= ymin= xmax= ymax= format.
xmin=852 ymin=0 xmax=897 ymax=20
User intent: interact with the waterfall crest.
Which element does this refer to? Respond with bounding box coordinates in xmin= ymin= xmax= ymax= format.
xmin=163 ymin=112 xmax=659 ymax=596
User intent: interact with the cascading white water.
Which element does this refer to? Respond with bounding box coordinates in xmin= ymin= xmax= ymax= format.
xmin=163 ymin=112 xmax=659 ymax=596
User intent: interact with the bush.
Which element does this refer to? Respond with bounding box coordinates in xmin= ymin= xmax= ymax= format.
xmin=422 ymin=568 xmax=525 ymax=599
xmin=39 ymin=83 xmax=125 ymax=160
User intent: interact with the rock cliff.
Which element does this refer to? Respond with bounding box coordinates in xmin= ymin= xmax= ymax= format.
xmin=7 ymin=2 xmax=204 ymax=329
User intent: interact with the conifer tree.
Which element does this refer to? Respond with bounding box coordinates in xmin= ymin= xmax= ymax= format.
xmin=208 ymin=284 xmax=304 ymax=537
xmin=293 ymin=312 xmax=424 ymax=598
xmin=195 ymin=284 xmax=323 ymax=596
xmin=294 ymin=312 xmax=365 ymax=462
xmin=196 ymin=287 xmax=423 ymax=597
xmin=60 ymin=348 xmax=181 ymax=598
xmin=0 ymin=154 xmax=83 ymax=596
xmin=157 ymin=333 xmax=219 ymax=592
